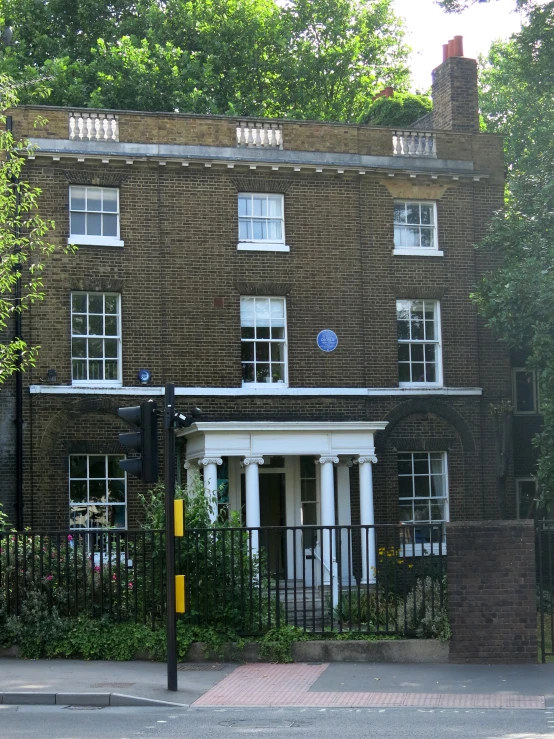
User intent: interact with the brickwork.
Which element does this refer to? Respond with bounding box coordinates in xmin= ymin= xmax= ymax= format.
xmin=432 ymin=57 xmax=480 ymax=133
xmin=447 ymin=521 xmax=537 ymax=663
xmin=0 ymin=55 xmax=516 ymax=532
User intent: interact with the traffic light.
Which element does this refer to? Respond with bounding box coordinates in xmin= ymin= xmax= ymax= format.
xmin=117 ymin=401 xmax=158 ymax=482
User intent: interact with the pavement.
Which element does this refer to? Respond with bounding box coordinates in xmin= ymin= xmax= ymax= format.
xmin=1 ymin=659 xmax=553 ymax=710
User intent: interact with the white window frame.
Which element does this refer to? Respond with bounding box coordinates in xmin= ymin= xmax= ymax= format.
xmin=240 ymin=296 xmax=288 ymax=388
xmin=237 ymin=192 xmax=289 ymax=252
xmin=71 ymin=292 xmax=122 ymax=387
xmin=397 ymin=451 xmax=449 ymax=556
xmin=397 ymin=299 xmax=443 ymax=387
xmin=68 ymin=185 xmax=124 ymax=247
xmin=69 ymin=454 xmax=127 ymax=530
xmin=512 ymin=368 xmax=541 ymax=415
xmin=516 ymin=477 xmax=538 ymax=520
xmin=393 ymin=200 xmax=443 ymax=256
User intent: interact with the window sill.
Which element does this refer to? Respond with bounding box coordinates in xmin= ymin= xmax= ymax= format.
xmin=393 ymin=248 xmax=443 ymax=257
xmin=399 ymin=382 xmax=443 ymax=389
xmin=241 ymin=383 xmax=289 ymax=392
xmin=237 ymin=242 xmax=290 ymax=253
xmin=68 ymin=236 xmax=124 ymax=247
xmin=71 ymin=381 xmax=122 ymax=388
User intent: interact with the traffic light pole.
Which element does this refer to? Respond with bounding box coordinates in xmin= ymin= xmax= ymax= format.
xmin=164 ymin=383 xmax=178 ymax=692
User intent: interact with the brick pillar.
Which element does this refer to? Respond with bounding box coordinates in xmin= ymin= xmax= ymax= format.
xmin=447 ymin=521 xmax=537 ymax=663
xmin=431 ymin=57 xmax=479 ymax=133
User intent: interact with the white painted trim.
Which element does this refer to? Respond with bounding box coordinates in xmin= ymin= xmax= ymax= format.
xmin=68 ymin=236 xmax=124 ymax=247
xmin=29 ymin=384 xmax=483 ymax=397
xmin=29 ymin=385 xmax=483 ymax=397
xmin=184 ymin=421 xmax=387 ymax=433
xmin=393 ymin=248 xmax=443 ymax=257
xmin=237 ymin=242 xmax=290 ymax=252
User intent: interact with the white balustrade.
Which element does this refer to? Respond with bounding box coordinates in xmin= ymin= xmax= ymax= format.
xmin=236 ymin=121 xmax=283 ymax=149
xmin=69 ymin=112 xmax=119 ymax=142
xmin=392 ymin=130 xmax=436 ymax=158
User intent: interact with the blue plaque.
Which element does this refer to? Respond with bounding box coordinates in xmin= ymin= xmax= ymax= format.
xmin=317 ymin=330 xmax=338 ymax=353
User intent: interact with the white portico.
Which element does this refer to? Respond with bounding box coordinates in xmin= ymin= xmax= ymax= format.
xmin=181 ymin=421 xmax=387 ymax=583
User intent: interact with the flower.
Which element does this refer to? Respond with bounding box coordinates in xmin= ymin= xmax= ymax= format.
xmin=128 ymin=582 xmax=134 ymax=590
xmin=94 ymin=565 xmax=101 ymax=573
xmin=112 ymin=573 xmax=117 ymax=581
xmin=67 ymin=535 xmax=73 ymax=542
xmin=45 ymin=575 xmax=53 ymax=582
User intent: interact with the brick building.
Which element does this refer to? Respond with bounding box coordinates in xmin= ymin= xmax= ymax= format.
xmin=1 ymin=42 xmax=519 ymax=579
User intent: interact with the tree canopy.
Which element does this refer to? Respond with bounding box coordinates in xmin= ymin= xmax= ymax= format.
xmin=0 ymin=78 xmax=70 ymax=383
xmin=0 ymin=0 xmax=411 ymax=121
xmin=472 ymin=2 xmax=554 ymax=504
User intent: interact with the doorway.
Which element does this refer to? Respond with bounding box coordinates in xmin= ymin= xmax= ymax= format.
xmin=241 ymin=458 xmax=287 ymax=577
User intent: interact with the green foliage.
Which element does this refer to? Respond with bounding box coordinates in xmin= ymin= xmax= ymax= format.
xmin=0 ymin=0 xmax=411 ymax=121
xmin=396 ymin=577 xmax=450 ymax=641
xmin=334 ymin=590 xmax=395 ymax=630
xmin=473 ymin=2 xmax=554 ymax=504
xmin=259 ymin=626 xmax=308 ymax=663
xmin=0 ymin=77 xmax=72 ymax=383
xmin=360 ymin=92 xmax=432 ymax=127
xmin=438 ymin=0 xmax=531 ymax=11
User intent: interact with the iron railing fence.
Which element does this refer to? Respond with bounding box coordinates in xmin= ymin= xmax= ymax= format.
xmin=178 ymin=524 xmax=446 ymax=636
xmin=0 ymin=524 xmax=446 ymax=636
xmin=0 ymin=530 xmax=166 ymax=628
xmin=537 ymin=521 xmax=554 ymax=662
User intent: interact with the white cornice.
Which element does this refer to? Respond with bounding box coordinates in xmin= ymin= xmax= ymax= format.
xmin=28 ymin=385 xmax=483 ymax=397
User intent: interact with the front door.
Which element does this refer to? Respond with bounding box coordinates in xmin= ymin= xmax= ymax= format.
xmin=241 ymin=459 xmax=286 ymax=577
xmin=259 ymin=472 xmax=286 ymax=578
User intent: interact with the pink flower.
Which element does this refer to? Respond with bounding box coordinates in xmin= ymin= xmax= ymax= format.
xmin=127 ymin=582 xmax=134 ymax=590
xmin=111 ymin=573 xmax=117 ymax=581
xmin=45 ymin=575 xmax=53 ymax=582
xmin=67 ymin=535 xmax=73 ymax=542
xmin=94 ymin=565 xmax=100 ymax=573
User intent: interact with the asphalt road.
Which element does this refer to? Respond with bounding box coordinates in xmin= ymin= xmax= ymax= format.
xmin=1 ymin=706 xmax=552 ymax=739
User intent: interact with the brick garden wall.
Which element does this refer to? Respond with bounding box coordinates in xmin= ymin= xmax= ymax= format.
xmin=447 ymin=521 xmax=537 ymax=663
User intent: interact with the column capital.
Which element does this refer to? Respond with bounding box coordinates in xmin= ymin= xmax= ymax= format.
xmin=183 ymin=461 xmax=196 ymax=470
xmin=356 ymin=454 xmax=378 ymax=465
xmin=337 ymin=458 xmax=354 ymax=468
xmin=317 ymin=456 xmax=339 ymax=465
xmin=198 ymin=457 xmax=223 ymax=467
xmin=242 ymin=457 xmax=265 ymax=466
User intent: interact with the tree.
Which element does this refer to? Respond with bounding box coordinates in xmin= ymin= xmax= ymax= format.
xmin=0 ymin=0 xmax=411 ymax=121
xmin=437 ymin=0 xmax=531 ymax=11
xmin=0 ymin=77 xmax=70 ymax=383
xmin=471 ymin=2 xmax=554 ymax=505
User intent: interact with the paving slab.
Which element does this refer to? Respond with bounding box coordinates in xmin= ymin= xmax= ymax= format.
xmin=0 ymin=659 xmax=236 ymax=706
xmin=192 ymin=662 xmax=550 ymax=710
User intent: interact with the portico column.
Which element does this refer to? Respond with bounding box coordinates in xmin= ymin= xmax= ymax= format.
xmin=198 ymin=457 xmax=222 ymax=523
xmin=356 ymin=454 xmax=378 ymax=584
xmin=243 ymin=457 xmax=264 ymax=554
xmin=317 ymin=456 xmax=339 ymax=584
xmin=183 ymin=461 xmax=197 ymax=490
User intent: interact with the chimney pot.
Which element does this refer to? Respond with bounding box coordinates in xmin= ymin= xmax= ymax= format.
xmin=443 ymin=44 xmax=449 ymax=62
xmin=452 ymin=36 xmax=464 ymax=57
xmin=448 ymin=39 xmax=455 ymax=57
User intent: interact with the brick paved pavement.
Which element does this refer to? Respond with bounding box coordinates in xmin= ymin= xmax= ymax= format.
xmin=192 ymin=663 xmax=545 ymax=709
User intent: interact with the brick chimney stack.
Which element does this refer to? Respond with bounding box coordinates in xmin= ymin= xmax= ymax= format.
xmin=431 ymin=36 xmax=479 ymax=133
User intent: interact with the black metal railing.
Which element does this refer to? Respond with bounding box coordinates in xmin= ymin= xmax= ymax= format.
xmin=178 ymin=524 xmax=446 ymax=636
xmin=0 ymin=530 xmax=166 ymax=628
xmin=537 ymin=521 xmax=554 ymax=662
xmin=0 ymin=524 xmax=446 ymax=637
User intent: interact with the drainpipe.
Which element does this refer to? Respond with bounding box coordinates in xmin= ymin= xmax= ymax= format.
xmin=7 ymin=114 xmax=24 ymax=530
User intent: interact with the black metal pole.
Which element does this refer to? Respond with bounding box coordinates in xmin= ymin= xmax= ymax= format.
xmin=164 ymin=383 xmax=177 ymax=691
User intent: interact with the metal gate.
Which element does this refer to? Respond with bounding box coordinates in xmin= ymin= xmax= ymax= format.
xmin=537 ymin=521 xmax=554 ymax=662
